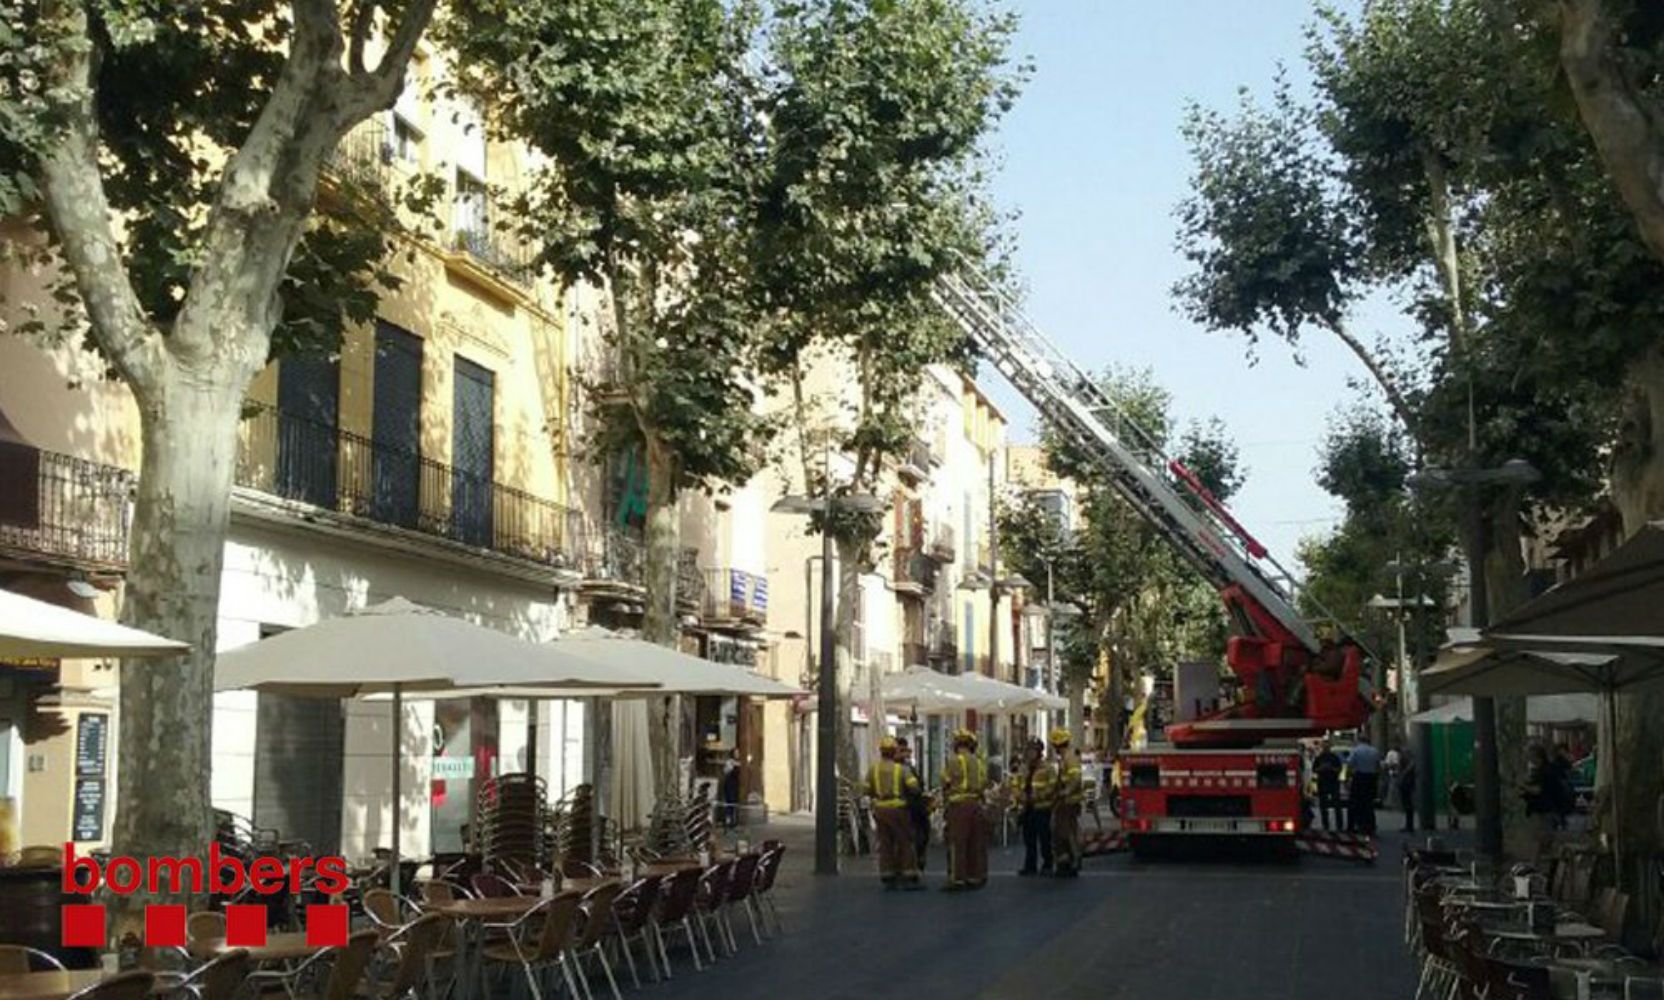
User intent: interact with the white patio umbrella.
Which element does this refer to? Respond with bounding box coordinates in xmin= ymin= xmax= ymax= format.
xmin=0 ymin=587 xmax=188 ymax=658
xmin=213 ymin=597 xmax=663 ymax=890
xmin=878 ymin=666 xmax=980 ymax=715
xmin=957 ymin=671 xmax=1069 ymax=713
xmin=1406 ymin=694 xmax=1599 ymax=726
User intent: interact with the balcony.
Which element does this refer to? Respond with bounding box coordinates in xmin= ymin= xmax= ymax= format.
xmin=897 ymin=438 xmax=933 ymax=483
xmin=234 ymin=404 xmax=576 ymax=570
xmin=699 ymin=567 xmax=768 ymax=628
xmin=926 ymin=619 xmax=958 ymax=664
xmin=901 ymin=641 xmax=930 ymax=668
xmin=0 ymin=443 xmax=134 ymax=573
xmin=448 ymin=195 xmax=537 ymax=293
xmin=892 ymin=546 xmax=935 ymax=597
xmin=926 ymin=522 xmax=956 ymax=562
xmin=676 ymin=548 xmax=705 ymax=611
xmin=323 ymin=120 xmax=392 ymax=201
xmin=574 ymin=522 xmax=645 ymax=593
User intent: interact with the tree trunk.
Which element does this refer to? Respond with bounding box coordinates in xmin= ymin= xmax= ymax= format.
xmin=1484 ymin=494 xmax=1532 ymax=860
xmin=1558 ymin=0 xmax=1664 ymax=266
xmin=832 ymin=533 xmax=863 ymax=784
xmin=640 ymin=435 xmax=681 ymax=798
xmin=111 ymin=370 xmax=245 ymax=936
xmin=1610 ymin=346 xmax=1664 ymax=903
xmin=1101 ymin=627 xmax=1125 ymax=753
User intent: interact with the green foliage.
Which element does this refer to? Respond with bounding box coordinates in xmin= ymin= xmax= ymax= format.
xmin=0 ymin=0 xmax=409 ymax=359
xmin=1000 ymin=367 xmax=1238 ymax=700
xmin=1173 ymin=77 xmax=1359 ymax=351
xmin=753 ymin=0 xmax=1024 ymax=514
xmin=445 ymin=0 xmax=772 ymax=490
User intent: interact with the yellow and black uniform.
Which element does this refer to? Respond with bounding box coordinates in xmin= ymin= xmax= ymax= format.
xmin=1017 ymin=749 xmax=1058 ymax=875
xmin=942 ymin=743 xmax=990 ymax=888
xmin=866 ymin=754 xmax=922 ymax=887
xmin=1052 ymin=745 xmax=1085 ymax=876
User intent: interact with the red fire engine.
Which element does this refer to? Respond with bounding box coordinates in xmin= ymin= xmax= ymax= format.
xmin=936 ymin=269 xmax=1373 ymax=856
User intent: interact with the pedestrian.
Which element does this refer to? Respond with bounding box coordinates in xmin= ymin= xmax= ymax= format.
xmin=720 ymin=749 xmax=741 ymax=829
xmin=1016 ymin=737 xmax=1056 ymax=876
xmin=1313 ymin=740 xmax=1345 ymax=832
xmin=941 ymin=728 xmax=989 ymax=891
xmin=1549 ymin=743 xmax=1576 ymax=830
xmin=896 ymin=737 xmax=930 ymax=871
xmin=1347 ymin=734 xmax=1381 ymax=835
xmin=866 ymin=737 xmax=923 ymax=890
xmin=1521 ymin=743 xmax=1557 ymax=858
xmin=1049 ymin=728 xmax=1083 ymax=877
xmin=1398 ymin=744 xmax=1418 ymax=833
xmin=1382 ymin=744 xmax=1401 ymax=808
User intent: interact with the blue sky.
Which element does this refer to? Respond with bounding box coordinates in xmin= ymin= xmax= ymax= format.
xmin=983 ymin=0 xmax=1391 ymax=570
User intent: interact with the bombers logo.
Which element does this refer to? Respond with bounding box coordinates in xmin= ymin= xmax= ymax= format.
xmin=58 ymin=844 xmax=352 ymax=949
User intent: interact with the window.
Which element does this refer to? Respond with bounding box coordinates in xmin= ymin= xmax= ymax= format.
xmin=389 ymin=113 xmax=423 ymax=166
xmin=453 ymin=169 xmax=488 ymax=251
xmin=275 ymin=354 xmax=340 ymax=508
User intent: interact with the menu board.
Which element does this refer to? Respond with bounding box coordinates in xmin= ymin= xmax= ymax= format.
xmin=76 ymin=713 xmax=108 ymax=777
xmin=73 ymin=713 xmax=109 ymax=842
xmin=73 ymin=778 xmax=105 ymax=842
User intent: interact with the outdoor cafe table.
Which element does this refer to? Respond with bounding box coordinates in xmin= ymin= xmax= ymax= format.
xmin=560 ymin=877 xmax=620 ymax=895
xmin=188 ymin=931 xmax=320 ymax=962
xmin=422 ymin=894 xmax=546 ymax=1000
xmin=1488 ymin=922 xmax=1609 ymax=956
xmin=0 ymin=970 xmax=110 ymax=1000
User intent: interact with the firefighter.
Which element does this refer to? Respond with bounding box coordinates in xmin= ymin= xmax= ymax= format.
xmin=941 ymin=728 xmax=990 ymax=891
xmin=1016 ymin=736 xmax=1057 ymax=876
xmin=866 ymin=736 xmax=923 ymax=890
xmin=1050 ymin=727 xmax=1084 ymax=877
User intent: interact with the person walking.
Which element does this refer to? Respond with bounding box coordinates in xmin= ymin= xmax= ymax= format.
xmin=1016 ymin=737 xmax=1056 ymax=876
xmin=1398 ymin=744 xmax=1418 ymax=832
xmin=1521 ymin=743 xmax=1557 ymax=858
xmin=941 ymin=729 xmax=989 ymax=891
xmin=1313 ymin=741 xmax=1345 ymax=832
xmin=896 ymin=737 xmax=931 ymax=871
xmin=1049 ymin=728 xmax=1084 ymax=877
xmin=1347 ymin=734 xmax=1382 ymax=835
xmin=866 ymin=737 xmax=923 ymax=890
xmin=1382 ymin=744 xmax=1401 ymax=808
xmin=719 ymin=749 xmax=741 ymax=829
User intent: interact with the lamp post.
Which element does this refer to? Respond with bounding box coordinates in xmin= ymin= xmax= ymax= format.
xmin=772 ymin=489 xmax=883 ymax=877
xmin=1406 ymin=458 xmax=1540 ymax=858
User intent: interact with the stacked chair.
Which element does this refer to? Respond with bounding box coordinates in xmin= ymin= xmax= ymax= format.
xmin=476 ymin=772 xmax=551 ymax=876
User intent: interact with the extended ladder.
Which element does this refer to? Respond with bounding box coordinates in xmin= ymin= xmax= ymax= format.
xmin=934 ymin=268 xmax=1321 ymax=654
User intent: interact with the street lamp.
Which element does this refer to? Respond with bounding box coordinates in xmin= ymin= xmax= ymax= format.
xmin=771 ymin=489 xmax=883 ymax=877
xmin=1406 ymin=458 xmax=1540 ymax=858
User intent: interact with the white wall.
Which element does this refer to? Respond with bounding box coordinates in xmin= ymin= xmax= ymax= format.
xmin=212 ymin=517 xmax=578 ymax=861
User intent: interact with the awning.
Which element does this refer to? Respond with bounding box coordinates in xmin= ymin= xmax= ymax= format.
xmin=0 ymin=587 xmax=187 ymax=659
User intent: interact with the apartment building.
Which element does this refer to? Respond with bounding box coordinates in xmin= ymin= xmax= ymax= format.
xmin=0 ymin=47 xmax=599 ymax=859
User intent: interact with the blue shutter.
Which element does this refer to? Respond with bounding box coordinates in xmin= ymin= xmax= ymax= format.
xmin=451 ymin=358 xmax=495 ymax=547
xmin=276 ymin=353 xmax=339 ymax=508
xmin=372 ymin=322 xmax=423 ymax=528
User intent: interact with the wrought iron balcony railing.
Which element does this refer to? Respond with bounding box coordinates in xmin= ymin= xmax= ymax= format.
xmin=699 ymin=566 xmax=768 ymax=625
xmin=235 ymin=404 xmax=576 ymax=568
xmin=0 ymin=444 xmax=134 ymax=572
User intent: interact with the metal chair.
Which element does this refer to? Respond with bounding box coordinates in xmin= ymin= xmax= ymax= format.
xmin=694 ymin=862 xmax=736 ymax=958
xmin=0 ymin=946 xmax=65 ymax=973
xmin=377 ymin=913 xmax=450 ymax=1000
xmin=751 ymin=847 xmax=786 ymax=937
xmin=609 ymin=876 xmax=663 ymax=988
xmin=477 ymin=893 xmax=584 ymax=1000
xmin=570 ymin=884 xmax=624 ymax=1000
xmin=67 ymin=971 xmax=155 ymax=1000
xmin=651 ymin=868 xmax=706 ymax=975
xmin=157 ymin=949 xmax=251 ymax=1000
xmin=470 ymin=873 xmax=520 ymax=899
xmin=248 ymin=929 xmax=378 ymax=1000
xmin=722 ymin=854 xmax=764 ymax=947
xmin=362 ymin=889 xmax=422 ymax=937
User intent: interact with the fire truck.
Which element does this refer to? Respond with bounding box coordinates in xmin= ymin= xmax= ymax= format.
xmin=934 ymin=269 xmax=1373 ymax=857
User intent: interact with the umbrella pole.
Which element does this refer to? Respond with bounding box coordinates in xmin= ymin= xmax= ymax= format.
xmin=391 ymin=683 xmax=402 ymax=897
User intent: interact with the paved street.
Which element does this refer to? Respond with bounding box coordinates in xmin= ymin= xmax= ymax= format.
xmin=658 ymin=815 xmax=1417 ymax=1000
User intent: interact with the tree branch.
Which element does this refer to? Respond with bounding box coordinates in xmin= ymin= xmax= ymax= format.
xmin=340 ymin=0 xmax=438 ymax=122
xmin=1322 ymin=318 xmax=1421 ymax=444
xmin=1558 ymin=0 xmax=1664 ymax=263
xmin=33 ymin=0 xmax=165 ymax=390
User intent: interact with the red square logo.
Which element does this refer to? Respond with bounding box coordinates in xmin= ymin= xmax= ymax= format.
xmin=305 ymin=904 xmax=348 ymax=947
xmin=225 ymin=905 xmax=267 ymax=947
xmin=145 ymin=905 xmax=187 ymax=948
xmin=62 ymin=904 xmax=106 ymax=949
